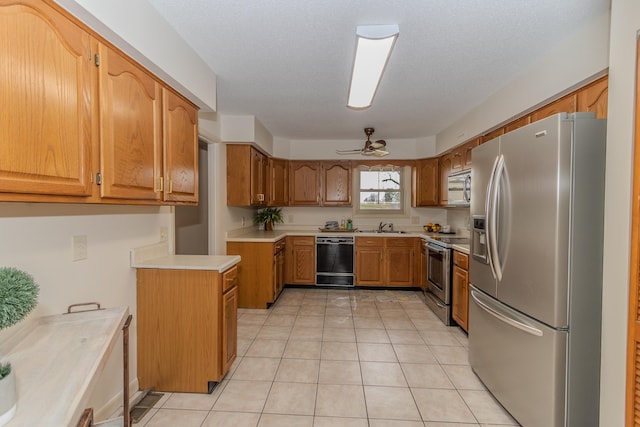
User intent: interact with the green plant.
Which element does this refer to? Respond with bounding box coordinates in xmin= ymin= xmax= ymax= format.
xmin=0 ymin=267 xmax=39 ymax=330
xmin=0 ymin=363 xmax=10 ymax=380
xmin=253 ymin=207 xmax=284 ymax=229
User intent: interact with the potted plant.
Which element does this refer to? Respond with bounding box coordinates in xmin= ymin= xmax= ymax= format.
xmin=254 ymin=207 xmax=284 ymax=231
xmin=0 ymin=267 xmax=39 ymax=426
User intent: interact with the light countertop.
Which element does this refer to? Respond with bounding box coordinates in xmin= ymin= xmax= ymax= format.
xmin=452 ymin=243 xmax=470 ymax=254
xmin=1 ymin=307 xmax=129 ymax=427
xmin=225 ymin=228 xmax=456 ymax=242
xmin=131 ymin=254 xmax=241 ymax=271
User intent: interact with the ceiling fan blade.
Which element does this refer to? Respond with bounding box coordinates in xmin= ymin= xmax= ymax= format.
xmin=370 ymin=149 xmax=389 ymax=157
xmin=369 ymin=140 xmax=386 ymax=149
xmin=336 ymin=148 xmax=364 ymax=154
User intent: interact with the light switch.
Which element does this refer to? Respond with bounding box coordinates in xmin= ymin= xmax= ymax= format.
xmin=72 ymin=235 xmax=87 ymax=261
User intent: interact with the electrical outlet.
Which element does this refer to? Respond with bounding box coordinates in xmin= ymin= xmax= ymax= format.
xmin=411 ymin=216 xmax=420 ymax=224
xmin=72 ymin=235 xmax=87 ymax=261
xmin=288 ymin=215 xmax=294 ymax=223
xmin=160 ymin=226 xmax=168 ymax=241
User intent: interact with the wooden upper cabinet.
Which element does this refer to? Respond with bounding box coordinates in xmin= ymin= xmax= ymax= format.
xmin=98 ymin=43 xmax=163 ymax=201
xmin=577 ymin=76 xmax=608 ymax=119
xmin=163 ymin=88 xmax=198 ymax=203
xmin=226 ymin=145 xmax=267 ymax=206
xmin=0 ymin=0 xmax=93 ymax=197
xmin=322 ymin=161 xmax=351 ymax=206
xmin=290 ymin=161 xmax=321 ymax=206
xmin=439 ymin=153 xmax=453 ymax=206
xmin=504 ymin=115 xmax=531 ymax=133
xmin=268 ymin=157 xmax=289 ymax=206
xmin=412 ymin=158 xmax=439 ymax=207
xmin=531 ymin=93 xmax=577 ymax=122
xmin=482 ymin=127 xmax=504 ymax=144
xmin=250 ymin=148 xmax=267 ymax=205
xmin=463 ymin=138 xmax=480 ymax=169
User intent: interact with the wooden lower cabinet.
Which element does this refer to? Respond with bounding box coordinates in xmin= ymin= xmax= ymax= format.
xmin=227 ymin=238 xmax=287 ymax=308
xmin=419 ymin=239 xmax=428 ymax=292
xmin=286 ymin=236 xmax=316 ymax=285
xmin=355 ymin=237 xmax=418 ymax=287
xmin=355 ymin=237 xmax=385 ymax=286
xmin=136 ymin=266 xmax=238 ymax=393
xmin=451 ymin=250 xmax=469 ymax=332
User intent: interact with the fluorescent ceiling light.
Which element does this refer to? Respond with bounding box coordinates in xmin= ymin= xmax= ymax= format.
xmin=347 ymin=24 xmax=399 ymax=109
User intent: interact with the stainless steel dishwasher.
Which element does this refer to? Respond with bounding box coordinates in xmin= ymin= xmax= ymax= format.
xmin=315 ymin=236 xmax=355 ymax=286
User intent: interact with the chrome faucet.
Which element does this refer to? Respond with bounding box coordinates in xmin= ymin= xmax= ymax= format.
xmin=378 ymin=222 xmax=394 ymax=232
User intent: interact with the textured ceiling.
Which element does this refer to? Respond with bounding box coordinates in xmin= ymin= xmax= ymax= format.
xmin=147 ymin=0 xmax=609 ymax=141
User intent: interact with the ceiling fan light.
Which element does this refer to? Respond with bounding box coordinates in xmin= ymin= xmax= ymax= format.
xmin=347 ymin=25 xmax=399 ymax=110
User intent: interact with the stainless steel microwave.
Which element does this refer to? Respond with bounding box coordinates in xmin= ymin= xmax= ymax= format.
xmin=447 ymin=170 xmax=471 ymax=206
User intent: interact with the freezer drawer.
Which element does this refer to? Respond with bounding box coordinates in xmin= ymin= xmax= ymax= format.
xmin=469 ymin=287 xmax=567 ymax=427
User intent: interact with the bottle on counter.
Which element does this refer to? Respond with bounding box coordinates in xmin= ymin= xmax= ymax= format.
xmin=346 ymin=219 xmax=353 ymax=230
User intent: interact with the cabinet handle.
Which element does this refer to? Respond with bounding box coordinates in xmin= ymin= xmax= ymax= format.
xmin=168 ymin=179 xmax=173 ymax=194
xmin=155 ymin=177 xmax=164 ymax=192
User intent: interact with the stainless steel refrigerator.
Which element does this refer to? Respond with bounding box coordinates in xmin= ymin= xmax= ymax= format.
xmin=469 ymin=113 xmax=606 ymax=427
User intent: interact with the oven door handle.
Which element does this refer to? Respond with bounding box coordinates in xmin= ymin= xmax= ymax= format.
xmin=426 ymin=243 xmax=448 ymax=254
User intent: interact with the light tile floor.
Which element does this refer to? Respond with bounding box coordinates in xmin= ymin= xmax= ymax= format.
xmin=134 ymin=288 xmax=520 ymax=427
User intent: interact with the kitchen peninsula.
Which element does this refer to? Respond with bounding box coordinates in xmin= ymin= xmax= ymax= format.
xmin=132 ymin=249 xmax=241 ymax=393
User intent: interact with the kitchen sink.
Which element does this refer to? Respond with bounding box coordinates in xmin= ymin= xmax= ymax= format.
xmin=356 ymin=230 xmax=408 ymax=234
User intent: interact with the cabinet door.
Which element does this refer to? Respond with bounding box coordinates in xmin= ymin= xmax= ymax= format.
xmin=530 ymin=93 xmax=577 ymax=122
xmin=482 ymin=127 xmax=505 ymax=144
xmin=452 ymin=265 xmax=469 ymax=332
xmin=268 ymin=158 xmax=289 ymax=206
xmin=577 ymin=76 xmax=608 ymax=119
xmin=163 ymin=88 xmax=198 ymax=203
xmin=226 ymin=144 xmax=252 ymax=206
xmin=290 ymin=161 xmax=321 ymax=206
xmin=221 ymin=285 xmax=238 ymax=375
xmin=439 ymin=154 xmax=453 ymax=206
xmin=287 ymin=236 xmax=316 ymax=284
xmin=323 ymin=161 xmax=351 ymax=206
xmin=250 ymin=148 xmax=267 ymax=205
xmin=386 ymin=238 xmax=414 ymax=286
xmin=504 ymin=116 xmax=531 ymax=133
xmin=412 ymin=158 xmax=439 ymax=206
xmin=98 ymin=43 xmax=162 ymax=201
xmin=463 ymin=138 xmax=480 ymax=170
xmin=355 ymin=238 xmax=385 ymax=286
xmin=0 ymin=0 xmax=93 ymax=197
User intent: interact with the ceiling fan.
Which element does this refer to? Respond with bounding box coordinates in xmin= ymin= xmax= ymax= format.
xmin=336 ymin=127 xmax=389 ymax=157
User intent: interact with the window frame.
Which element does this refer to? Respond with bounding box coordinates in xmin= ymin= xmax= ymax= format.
xmin=353 ymin=165 xmax=410 ymax=217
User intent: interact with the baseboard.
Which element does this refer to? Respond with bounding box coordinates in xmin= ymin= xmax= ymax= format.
xmin=94 ymin=377 xmax=140 ymax=422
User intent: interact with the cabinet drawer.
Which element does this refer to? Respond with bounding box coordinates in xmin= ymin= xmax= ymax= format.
xmin=289 ymin=236 xmax=315 ymax=246
xmin=453 ymin=251 xmax=469 ymax=270
xmin=386 ymin=237 xmax=414 ymax=247
xmin=356 ymin=237 xmax=384 ymax=247
xmin=223 ymin=266 xmax=238 ymax=293
xmin=274 ymin=238 xmax=286 ymax=254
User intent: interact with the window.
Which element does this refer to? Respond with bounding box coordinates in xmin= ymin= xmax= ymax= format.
xmin=356 ymin=166 xmax=404 ymax=214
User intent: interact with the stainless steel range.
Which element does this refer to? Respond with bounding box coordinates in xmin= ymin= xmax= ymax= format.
xmin=424 ymin=236 xmax=470 ymax=325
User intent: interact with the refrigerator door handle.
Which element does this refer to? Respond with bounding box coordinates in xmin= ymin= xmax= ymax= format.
xmin=485 ymin=155 xmax=501 ymax=279
xmin=470 ymin=289 xmax=543 ymax=337
xmin=489 ymin=155 xmax=505 ymax=281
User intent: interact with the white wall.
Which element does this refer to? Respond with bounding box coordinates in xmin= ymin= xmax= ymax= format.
xmin=0 ymin=203 xmax=173 ymax=419
xmin=599 ymin=1 xmax=640 ymax=424
xmin=53 ymin=0 xmax=217 ymax=111
xmin=436 ymin=9 xmax=611 ymax=153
